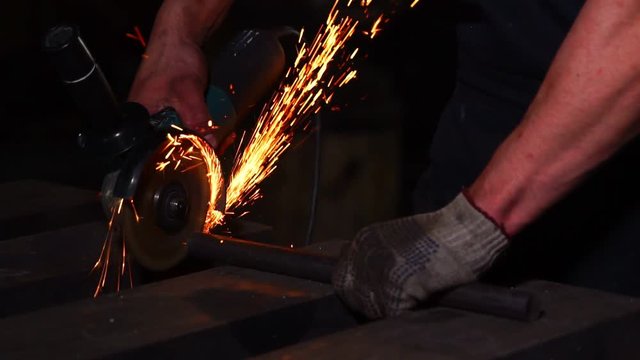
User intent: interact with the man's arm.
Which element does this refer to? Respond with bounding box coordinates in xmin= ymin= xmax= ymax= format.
xmin=334 ymin=0 xmax=640 ymax=319
xmin=468 ymin=0 xmax=640 ymax=236
xmin=148 ymin=0 xmax=232 ymax=46
xmin=128 ymin=0 xmax=233 ymax=132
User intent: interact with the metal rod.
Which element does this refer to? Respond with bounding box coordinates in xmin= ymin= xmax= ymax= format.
xmin=188 ymin=233 xmax=542 ymax=321
xmin=189 ymin=233 xmax=336 ymax=283
xmin=431 ymin=282 xmax=541 ymax=322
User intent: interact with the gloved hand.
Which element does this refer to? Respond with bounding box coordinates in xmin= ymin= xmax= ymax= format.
xmin=332 ymin=192 xmax=509 ymax=319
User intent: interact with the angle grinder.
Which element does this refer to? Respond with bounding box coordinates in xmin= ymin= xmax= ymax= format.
xmin=43 ymin=24 xmax=297 ymax=271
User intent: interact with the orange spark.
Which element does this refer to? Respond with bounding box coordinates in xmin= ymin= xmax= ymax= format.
xmin=156 ymin=161 xmax=170 ymax=171
xmin=126 ymin=26 xmax=147 ymax=48
xmin=339 ymin=70 xmax=358 ymax=87
xmin=410 ymin=0 xmax=421 ymax=8
xmin=370 ymin=15 xmax=384 ymax=39
xmin=130 ymin=199 xmax=142 ymax=222
xmin=164 ymin=147 xmax=176 ymax=160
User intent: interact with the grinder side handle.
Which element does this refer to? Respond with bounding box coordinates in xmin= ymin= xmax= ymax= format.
xmin=43 ymin=25 xmax=121 ymax=134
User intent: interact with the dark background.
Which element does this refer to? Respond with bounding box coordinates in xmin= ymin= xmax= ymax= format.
xmin=0 ymin=0 xmax=456 ymax=246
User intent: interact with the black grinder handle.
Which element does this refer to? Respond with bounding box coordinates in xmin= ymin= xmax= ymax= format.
xmin=43 ymin=25 xmax=121 ymax=133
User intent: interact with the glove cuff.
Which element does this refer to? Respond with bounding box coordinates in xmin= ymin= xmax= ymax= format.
xmin=461 ymin=188 xmax=510 ymax=239
xmin=424 ymin=193 xmax=509 ymax=275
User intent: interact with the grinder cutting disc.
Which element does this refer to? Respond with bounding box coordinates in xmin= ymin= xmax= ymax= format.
xmin=123 ymin=144 xmax=210 ymax=271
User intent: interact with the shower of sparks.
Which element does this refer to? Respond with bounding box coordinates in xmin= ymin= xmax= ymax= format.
xmin=92 ymin=198 xmax=133 ymax=297
xmin=92 ymin=133 xmax=224 ymax=296
xmin=225 ymin=0 xmax=363 ymax=213
xmin=156 ymin=133 xmax=225 ymax=230
xmin=224 ymin=0 xmax=416 ymax=213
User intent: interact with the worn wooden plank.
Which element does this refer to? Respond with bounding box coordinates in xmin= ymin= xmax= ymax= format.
xmin=258 ymin=281 xmax=640 ymax=360
xmin=0 ymin=180 xmax=103 ymax=240
xmin=0 ymin=266 xmax=357 ymax=359
xmin=0 ymin=222 xmax=105 ymax=317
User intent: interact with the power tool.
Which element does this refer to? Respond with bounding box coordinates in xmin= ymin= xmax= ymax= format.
xmin=43 ymin=24 xmax=297 ymax=271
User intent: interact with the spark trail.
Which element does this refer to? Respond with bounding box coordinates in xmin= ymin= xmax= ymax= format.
xmin=92 ymin=198 xmax=133 ymax=297
xmin=222 ymin=0 xmax=419 ymax=219
xmin=93 ymin=133 xmax=224 ymax=296
xmin=156 ymin=132 xmax=225 ymax=230
xmin=224 ymin=0 xmax=362 ymax=215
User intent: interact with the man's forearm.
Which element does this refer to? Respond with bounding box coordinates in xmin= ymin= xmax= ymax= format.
xmin=467 ymin=0 xmax=640 ymax=236
xmin=128 ymin=0 xmax=234 ymax=125
xmin=149 ymin=0 xmax=234 ymax=47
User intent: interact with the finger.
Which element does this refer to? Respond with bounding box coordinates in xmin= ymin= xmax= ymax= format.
xmin=127 ymin=70 xmax=168 ymax=115
xmin=172 ymin=78 xmax=210 ymax=130
xmin=128 ymin=86 xmax=167 ymax=116
xmin=203 ymin=134 xmax=220 ymax=149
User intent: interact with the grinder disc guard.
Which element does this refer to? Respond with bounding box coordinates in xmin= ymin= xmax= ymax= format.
xmin=123 ymin=144 xmax=211 ymax=271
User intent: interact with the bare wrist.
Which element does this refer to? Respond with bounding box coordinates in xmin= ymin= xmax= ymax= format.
xmin=465 ymin=179 xmax=523 ymax=237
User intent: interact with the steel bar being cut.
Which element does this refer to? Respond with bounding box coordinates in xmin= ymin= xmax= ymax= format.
xmin=188 ymin=233 xmax=542 ymax=322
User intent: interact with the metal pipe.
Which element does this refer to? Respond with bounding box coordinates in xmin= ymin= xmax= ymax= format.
xmin=189 ymin=233 xmax=336 ymax=283
xmin=431 ymin=282 xmax=541 ymax=322
xmin=188 ymin=233 xmax=542 ymax=321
